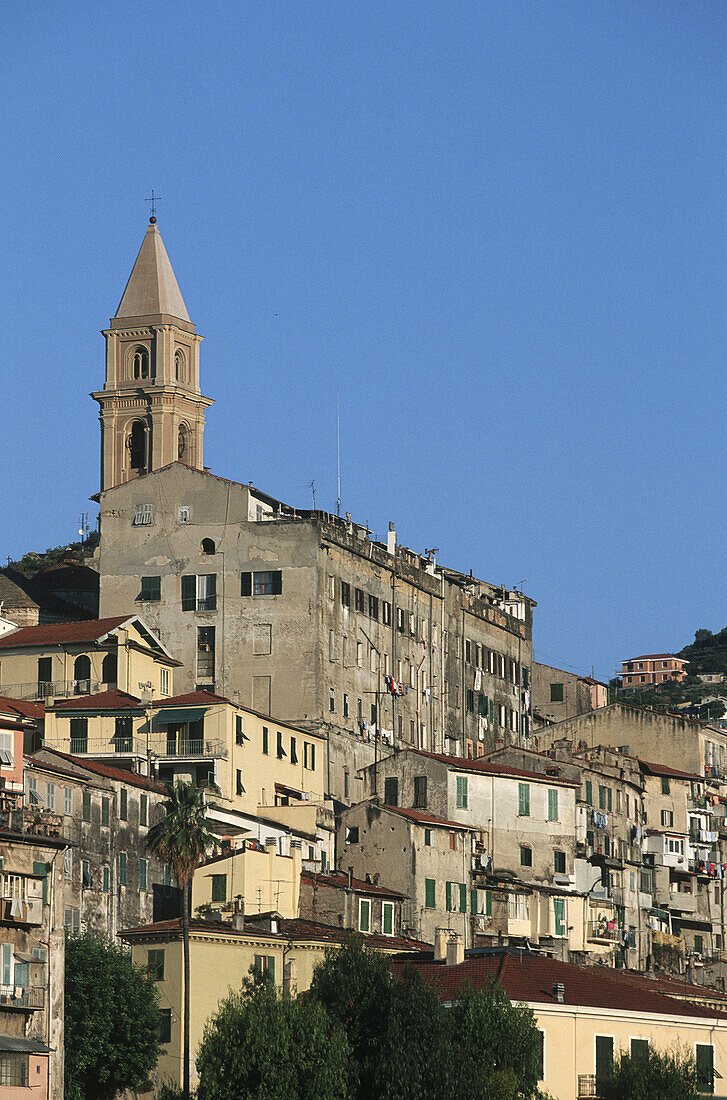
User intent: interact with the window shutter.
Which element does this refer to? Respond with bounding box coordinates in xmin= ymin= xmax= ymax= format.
xmin=271 ymin=570 xmax=282 ymax=595
xmin=471 ymin=889 xmax=478 ymax=914
xmin=383 ymin=903 xmax=393 ymax=935
xmin=445 ymin=882 xmax=452 ymax=911
xmin=181 ymin=574 xmax=196 ymax=611
xmin=241 ymin=572 xmax=252 ymax=597
xmin=459 ymin=883 xmax=467 ymax=912
xmin=485 ymin=889 xmax=492 ymax=916
xmin=696 ymin=1044 xmax=714 ymax=1091
xmin=33 ymin=861 xmax=48 ymax=905
xmin=425 ymin=879 xmax=435 ymax=908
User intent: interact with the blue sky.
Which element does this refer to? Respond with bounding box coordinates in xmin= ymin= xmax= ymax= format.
xmin=1 ymin=2 xmax=726 ymax=681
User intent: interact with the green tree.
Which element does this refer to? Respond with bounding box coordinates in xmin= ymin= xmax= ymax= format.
xmin=600 ymin=1046 xmax=699 ymax=1100
xmin=64 ymin=932 xmax=160 ymax=1100
xmin=195 ymin=978 xmax=348 ymax=1100
xmin=146 ymin=781 xmax=216 ymax=1100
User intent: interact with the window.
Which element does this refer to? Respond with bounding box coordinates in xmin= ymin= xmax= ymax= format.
xmin=64 ymin=786 xmax=73 ymax=815
xmin=536 ymin=1031 xmax=544 ymax=1081
xmin=450 ymin=832 xmax=457 ymax=851
xmin=354 ymin=588 xmax=365 ymax=612
xmin=518 ymin=783 xmax=530 ymax=817
xmin=37 ymin=656 xmax=52 ymax=693
xmin=73 ymin=654 xmax=91 ymax=692
xmin=82 ymin=860 xmax=92 ymax=888
xmin=64 ymin=906 xmax=80 ymax=933
xmin=359 ymin=898 xmax=371 ymax=932
xmin=554 ymin=850 xmax=566 ymax=874
xmin=253 ymin=955 xmax=276 ymax=982
xmin=241 ymin=570 xmax=283 ymax=596
xmin=413 ymin=775 xmax=427 ymax=809
xmin=65 ymin=848 xmax=72 ymax=880
xmin=456 ymin=775 xmax=468 ymax=809
xmin=132 ymin=501 xmax=153 ymax=525
xmin=343 ymin=693 xmax=349 ymax=718
xmin=304 ymin=741 xmax=316 ymax=770
xmin=262 ymin=727 xmax=269 ymax=755
xmin=197 ymin=626 xmax=215 ymax=680
xmin=147 ymin=949 xmax=165 ymax=981
xmin=178 ymin=505 xmax=190 ymax=524
xmin=201 ymin=538 xmax=215 ymax=555
xmin=132 ymin=345 xmax=151 ymax=379
xmin=396 ymin=607 xmax=405 ymax=633
xmin=598 ymin=785 xmax=611 ymax=811
xmin=236 ymin=716 xmax=245 ymax=745
xmin=424 ymin=828 xmax=432 ymax=846
xmin=120 ymin=788 xmax=128 ymax=820
xmin=114 ymin=716 xmax=133 ymax=753
xmin=694 ymin=934 xmax=704 ymax=955
xmin=382 ymin=901 xmax=394 ymax=935
xmin=661 ymin=809 xmax=674 ymax=827
xmin=345 ymin=826 xmax=359 ymax=844
xmin=139 ymin=858 xmax=147 ymax=891
xmin=382 ymin=600 xmax=391 ymax=625
xmin=118 ymin=852 xmax=127 ymax=886
xmin=236 ymin=769 xmax=244 ymax=796
xmin=548 ymin=789 xmax=558 ymax=821
xmin=277 ymin=731 xmax=286 ymax=759
xmin=553 ymin=897 xmax=566 ymax=936
xmin=661 ymin=776 xmax=671 ymax=795
xmin=445 ymin=882 xmax=461 ymax=912
xmin=160 ymin=668 xmax=170 ymax=695
xmin=384 ymin=777 xmax=399 ymax=806
xmin=46 ymin=782 xmax=55 ymax=811
xmin=82 ymin=790 xmax=91 ymax=822
xmin=0 ymin=1053 xmax=29 ymax=1087
xmin=290 ymin=737 xmax=298 ymax=764
xmin=368 ymin=594 xmax=379 ymax=620
xmin=341 ymin=581 xmax=351 ymax=607
xmin=158 ymin=1009 xmax=172 ymax=1045
xmin=508 ymin=893 xmax=530 ymax=921
xmin=696 ymin=1043 xmax=714 ymax=1093
xmin=466 ymin=689 xmax=474 ymax=713
xmin=550 ymin=682 xmax=564 ymax=702
xmin=425 ymin=879 xmax=436 ymax=908
xmin=520 ymin=845 xmax=532 ymax=867
xmin=211 ymin=874 xmax=226 ymax=902
xmin=182 ymin=573 xmax=217 ymax=612
xmin=329 ymin=687 xmax=335 ymax=713
xmin=140 ymin=793 xmax=148 ymax=826
xmin=140 ymin=576 xmax=161 ymax=601
xmin=356 ymin=641 xmax=363 ymax=668
xmin=99 ymin=796 xmax=109 ymax=827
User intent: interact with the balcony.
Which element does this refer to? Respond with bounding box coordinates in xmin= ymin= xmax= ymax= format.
xmin=0 ymin=897 xmax=43 ymax=925
xmin=588 ymin=920 xmax=619 ymax=943
xmin=150 ymin=738 xmax=228 ymax=760
xmin=1 ymin=679 xmax=101 ymax=701
xmin=0 ymin=808 xmax=63 ymax=840
xmin=67 ymin=736 xmax=146 ymax=758
xmin=0 ymin=985 xmax=44 ymax=1010
xmin=577 ymin=1076 xmax=598 ymax=1098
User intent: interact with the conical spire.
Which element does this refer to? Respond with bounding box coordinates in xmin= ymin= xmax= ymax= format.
xmin=114 ymin=220 xmax=190 ymax=321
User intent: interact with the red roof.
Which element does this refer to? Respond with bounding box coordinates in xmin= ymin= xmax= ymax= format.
xmin=300 ymin=869 xmax=406 ymax=899
xmin=410 ymin=749 xmax=580 ymax=786
xmin=152 ymin=690 xmax=230 ymax=708
xmin=0 ymin=696 xmax=44 ymax=720
xmin=120 ymin=915 xmax=430 ymax=953
xmin=51 ymin=689 xmax=141 ymax=711
xmin=638 ymin=758 xmax=701 ymax=781
xmin=380 ymin=804 xmax=469 ymax=830
xmin=45 ymin=749 xmax=164 ymax=792
xmin=623 ymin=654 xmax=686 ymax=663
xmin=0 ymin=616 xmax=130 ymax=648
xmin=391 ymin=952 xmax=727 ymax=1020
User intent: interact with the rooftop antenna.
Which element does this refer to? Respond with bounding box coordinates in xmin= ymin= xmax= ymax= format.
xmin=309 ymin=481 xmax=316 ymax=510
xmin=336 ymin=395 xmax=341 ymax=517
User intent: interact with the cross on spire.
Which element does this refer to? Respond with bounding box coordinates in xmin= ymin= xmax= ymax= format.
xmin=145 ymin=189 xmax=161 ymax=221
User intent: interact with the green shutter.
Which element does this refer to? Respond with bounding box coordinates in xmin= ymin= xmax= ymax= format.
xmin=383 ymin=903 xmax=393 ymax=935
xmin=607 ymin=787 xmax=612 ymax=811
xmin=271 ymin=570 xmax=283 ymax=595
xmin=585 ymin=780 xmax=592 ymax=805
xmin=359 ymin=900 xmax=370 ymax=932
xmin=485 ymin=889 xmax=492 ymax=916
xmin=595 ymin=1036 xmax=613 ymax=1090
xmin=553 ymin=898 xmax=565 ymax=936
xmin=548 ymin=789 xmax=558 ymax=821
xmin=33 ymin=861 xmax=48 ymax=905
xmin=471 ymin=889 xmax=478 ymax=914
xmin=696 ymin=1044 xmax=714 ymax=1092
xmin=459 ymin=883 xmax=467 ymax=912
xmin=241 ymin=572 xmax=252 ymax=597
xmin=488 ymin=699 xmax=494 ymax=722
xmin=425 ymin=879 xmax=435 ymax=908
xmin=445 ymin=882 xmax=452 ymax=911
xmin=267 ymin=955 xmax=276 ymax=984
xmin=456 ymin=775 xmax=468 ymax=809
xmin=630 ymin=1039 xmax=648 ymax=1063
xmin=181 ymin=574 xmax=196 ymax=611
xmin=518 ymin=783 xmax=530 ymax=816
xmin=478 ymin=694 xmax=487 ymax=717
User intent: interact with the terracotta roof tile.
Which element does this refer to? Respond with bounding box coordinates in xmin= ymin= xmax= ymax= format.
xmin=51 ymin=689 xmax=141 ymax=711
xmin=0 ymin=616 xmax=129 ymax=648
xmin=638 ymin=758 xmax=701 ymax=781
xmin=151 ymin=690 xmax=230 ymax=707
xmin=44 ymin=749 xmax=164 ymax=792
xmin=0 ymin=696 xmax=44 ymax=720
xmin=410 ymin=749 xmax=580 ymax=786
xmin=380 ymin=804 xmax=469 ymax=830
xmin=300 ymin=869 xmax=407 ymax=899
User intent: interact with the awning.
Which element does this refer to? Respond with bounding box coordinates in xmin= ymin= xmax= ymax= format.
xmin=153 ymin=708 xmax=206 ymax=725
xmin=0 ymin=1034 xmax=52 ymax=1053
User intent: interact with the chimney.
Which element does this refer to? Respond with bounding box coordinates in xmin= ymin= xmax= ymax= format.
xmin=265 ymin=836 xmax=277 ymax=853
xmin=446 ymin=936 xmax=465 ymax=967
xmin=552 ymin=982 xmax=565 ymax=1004
xmin=232 ymin=896 xmax=245 ymax=932
xmin=434 ymin=929 xmax=448 ymax=962
xmin=283 ymin=959 xmax=297 ymax=997
xmin=387 ymin=522 xmax=397 ymax=556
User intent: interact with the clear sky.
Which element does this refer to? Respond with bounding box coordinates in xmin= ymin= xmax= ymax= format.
xmin=1 ymin=1 xmax=726 ymax=682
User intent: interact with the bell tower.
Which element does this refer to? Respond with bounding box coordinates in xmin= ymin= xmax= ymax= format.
xmin=92 ymin=217 xmax=213 ymax=492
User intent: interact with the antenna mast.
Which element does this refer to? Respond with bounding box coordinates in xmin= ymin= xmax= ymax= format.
xmin=336 ymin=395 xmax=341 ymax=517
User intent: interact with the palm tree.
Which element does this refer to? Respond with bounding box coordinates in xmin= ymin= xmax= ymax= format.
xmin=146 ymin=781 xmax=216 ymax=1099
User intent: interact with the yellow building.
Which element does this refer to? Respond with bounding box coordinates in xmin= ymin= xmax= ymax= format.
xmin=191 ymin=842 xmax=302 ymax=920
xmin=0 ymin=615 xmax=178 ymax=703
xmin=122 ymin=913 xmax=430 ymax=1094
xmin=396 ymin=948 xmax=727 ymax=1099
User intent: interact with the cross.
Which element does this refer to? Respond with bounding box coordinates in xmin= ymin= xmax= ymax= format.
xmin=145 ymin=189 xmax=161 ymax=219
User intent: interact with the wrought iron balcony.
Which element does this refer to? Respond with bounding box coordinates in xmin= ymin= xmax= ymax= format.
xmin=0 ymin=679 xmax=102 ymax=701
xmin=67 ymin=737 xmax=146 ymax=757
xmin=150 ymin=738 xmax=228 ymax=760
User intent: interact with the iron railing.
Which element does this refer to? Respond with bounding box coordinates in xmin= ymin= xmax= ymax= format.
xmin=0 ymin=985 xmax=44 ymax=1010
xmin=577 ymin=1076 xmax=598 ymax=1098
xmin=0 ymin=679 xmax=102 ymax=701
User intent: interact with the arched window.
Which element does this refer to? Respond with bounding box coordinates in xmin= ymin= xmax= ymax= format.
xmin=132 ymin=346 xmax=150 ymax=379
xmin=74 ymin=655 xmax=92 ymax=694
xmin=178 ymin=423 xmax=190 ymax=461
xmin=175 ymin=349 xmax=186 ymax=383
xmin=201 ymin=538 xmax=216 ymax=555
xmin=102 ymin=653 xmax=117 ymax=686
xmin=128 ymin=420 xmax=148 ymax=471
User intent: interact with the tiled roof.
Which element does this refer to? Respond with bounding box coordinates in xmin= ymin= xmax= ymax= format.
xmin=120 ymin=915 xmax=431 ymax=953
xmin=623 ymin=654 xmax=686 ymax=663
xmin=638 ymin=758 xmax=701 ymax=781
xmin=379 ymin=804 xmax=469 ymax=830
xmin=152 ymin=690 xmax=230 ymax=707
xmin=612 ymin=968 xmax=727 ymax=1006
xmin=0 ymin=568 xmax=88 ymax=618
xmin=410 ymin=749 xmax=580 ymax=786
xmin=391 ymin=951 xmax=727 ymax=1020
xmin=0 ymin=696 xmax=44 ymax=720
xmin=42 ymin=749 xmax=165 ymax=792
xmin=300 ymin=869 xmax=407 ymax=899
xmin=0 ymin=615 xmax=129 ymax=648
xmin=51 ymin=689 xmax=141 ymax=711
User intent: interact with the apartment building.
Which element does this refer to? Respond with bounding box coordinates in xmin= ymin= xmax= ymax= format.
xmin=620 ymin=653 xmax=688 ymax=689
xmin=532 ymin=661 xmax=607 ymax=728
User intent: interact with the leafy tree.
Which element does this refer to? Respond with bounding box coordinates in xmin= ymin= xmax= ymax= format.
xmin=147 ymin=781 xmax=216 ymax=1100
xmin=600 ymin=1046 xmax=699 ymax=1100
xmin=195 ymin=978 xmax=348 ymax=1100
xmin=64 ymin=932 xmax=160 ymax=1100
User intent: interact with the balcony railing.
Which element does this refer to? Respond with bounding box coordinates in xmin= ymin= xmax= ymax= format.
xmin=577 ymin=1076 xmax=598 ymax=1098
xmin=0 ymin=807 xmax=63 ymax=840
xmin=0 ymin=985 xmax=44 ymax=1010
xmin=63 ymin=737 xmax=229 ymax=760
xmin=0 ymin=680 xmax=102 ymax=701
xmin=151 ymin=738 xmax=228 ymax=760
xmin=68 ymin=737 xmax=146 ymax=757
xmin=588 ymin=920 xmax=619 ymax=942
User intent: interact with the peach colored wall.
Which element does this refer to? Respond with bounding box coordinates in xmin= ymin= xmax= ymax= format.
xmin=0 ymin=1053 xmax=49 ymax=1099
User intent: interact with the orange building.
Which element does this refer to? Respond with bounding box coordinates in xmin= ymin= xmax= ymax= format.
xmin=620 ymin=653 xmax=687 ymax=689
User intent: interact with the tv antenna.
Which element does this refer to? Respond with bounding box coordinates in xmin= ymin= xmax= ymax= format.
xmin=309 ymin=481 xmax=316 ymax=510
